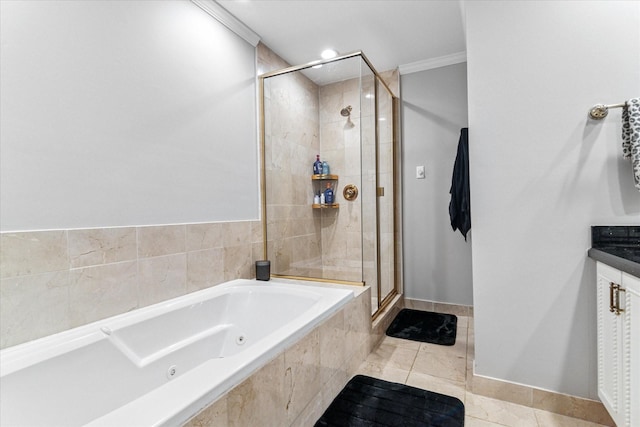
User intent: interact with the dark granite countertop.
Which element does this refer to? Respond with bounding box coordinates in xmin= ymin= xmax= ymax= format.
xmin=588 ymin=226 xmax=640 ymax=277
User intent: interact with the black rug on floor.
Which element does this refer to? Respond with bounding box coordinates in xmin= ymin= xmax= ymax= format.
xmin=315 ymin=375 xmax=464 ymax=427
xmin=386 ymin=309 xmax=457 ymax=346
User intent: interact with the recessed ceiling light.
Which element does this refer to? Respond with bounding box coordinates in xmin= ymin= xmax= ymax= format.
xmin=321 ymin=49 xmax=338 ymax=59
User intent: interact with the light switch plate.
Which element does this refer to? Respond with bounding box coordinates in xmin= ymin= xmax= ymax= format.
xmin=416 ymin=165 xmax=425 ymax=179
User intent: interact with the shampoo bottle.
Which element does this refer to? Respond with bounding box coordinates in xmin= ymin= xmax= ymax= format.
xmin=322 ymin=161 xmax=330 ymax=175
xmin=324 ymin=182 xmax=334 ymax=204
xmin=313 ymin=155 xmax=322 ymax=175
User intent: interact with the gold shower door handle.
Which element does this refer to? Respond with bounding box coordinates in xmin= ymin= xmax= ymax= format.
xmin=343 ymin=184 xmax=358 ymax=201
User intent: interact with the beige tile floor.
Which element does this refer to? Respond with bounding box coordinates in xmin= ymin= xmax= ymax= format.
xmin=355 ymin=316 xmax=609 ymax=427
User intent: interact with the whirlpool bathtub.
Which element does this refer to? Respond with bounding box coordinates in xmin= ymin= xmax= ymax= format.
xmin=0 ymin=279 xmax=354 ymax=426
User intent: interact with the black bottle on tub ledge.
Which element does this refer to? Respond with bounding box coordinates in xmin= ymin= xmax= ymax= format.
xmin=256 ymin=260 xmax=270 ymax=281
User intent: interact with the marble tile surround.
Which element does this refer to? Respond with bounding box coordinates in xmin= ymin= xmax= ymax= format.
xmin=184 ymin=286 xmax=372 ymax=427
xmin=0 ymin=220 xmax=262 ymax=349
xmin=260 ymin=42 xmax=323 ymax=279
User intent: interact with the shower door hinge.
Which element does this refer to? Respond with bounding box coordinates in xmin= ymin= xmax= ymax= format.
xmin=377 ymin=187 xmax=385 ymax=197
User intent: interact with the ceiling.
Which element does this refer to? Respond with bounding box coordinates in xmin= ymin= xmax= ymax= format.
xmin=216 ymin=0 xmax=467 ymax=75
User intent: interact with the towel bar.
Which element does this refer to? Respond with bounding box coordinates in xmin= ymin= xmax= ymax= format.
xmin=589 ymin=102 xmax=627 ymax=120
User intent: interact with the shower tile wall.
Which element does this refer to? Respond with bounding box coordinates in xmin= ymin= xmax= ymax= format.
xmin=259 ymin=43 xmax=323 ymax=277
xmin=0 ymin=221 xmax=262 ymax=349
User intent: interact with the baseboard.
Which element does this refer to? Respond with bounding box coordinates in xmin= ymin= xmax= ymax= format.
xmin=471 ymin=370 xmax=614 ymax=425
xmin=403 ymin=297 xmax=473 ymax=318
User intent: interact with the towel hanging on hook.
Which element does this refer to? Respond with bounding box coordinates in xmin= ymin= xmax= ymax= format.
xmin=621 ymin=98 xmax=640 ymax=191
xmin=449 ymin=128 xmax=471 ymax=240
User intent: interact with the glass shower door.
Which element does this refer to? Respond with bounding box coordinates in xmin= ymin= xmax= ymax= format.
xmin=360 ymin=64 xmax=378 ymax=312
xmin=377 ymin=80 xmax=396 ymax=309
xmin=362 ymin=74 xmax=397 ymax=314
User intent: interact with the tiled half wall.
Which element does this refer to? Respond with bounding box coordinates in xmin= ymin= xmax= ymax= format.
xmin=0 ymin=221 xmax=263 ymax=349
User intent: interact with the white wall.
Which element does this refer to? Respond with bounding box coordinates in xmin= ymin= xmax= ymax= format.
xmin=0 ymin=0 xmax=258 ymax=232
xmin=401 ymin=63 xmax=473 ymax=305
xmin=466 ymin=1 xmax=640 ymax=398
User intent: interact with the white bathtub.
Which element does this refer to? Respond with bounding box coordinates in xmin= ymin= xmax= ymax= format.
xmin=0 ymin=279 xmax=354 ymax=426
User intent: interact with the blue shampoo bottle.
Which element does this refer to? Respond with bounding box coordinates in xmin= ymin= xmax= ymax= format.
xmin=324 ymin=182 xmax=334 ymax=204
xmin=313 ymin=155 xmax=322 ymax=175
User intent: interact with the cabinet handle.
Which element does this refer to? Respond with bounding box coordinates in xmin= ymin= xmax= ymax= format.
xmin=614 ymin=285 xmax=626 ymax=316
xmin=609 ymin=282 xmax=616 ymax=313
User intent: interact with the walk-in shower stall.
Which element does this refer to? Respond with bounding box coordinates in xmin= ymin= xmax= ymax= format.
xmin=259 ymin=51 xmax=399 ymax=316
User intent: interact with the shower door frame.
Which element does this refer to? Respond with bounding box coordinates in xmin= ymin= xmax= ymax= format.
xmin=258 ymin=51 xmax=399 ymax=316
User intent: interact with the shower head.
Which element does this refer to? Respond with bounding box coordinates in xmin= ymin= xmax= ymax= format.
xmin=340 ymin=106 xmax=352 ymax=117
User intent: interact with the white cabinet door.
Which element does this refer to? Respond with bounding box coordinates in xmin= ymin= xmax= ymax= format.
xmin=597 ymin=262 xmax=623 ymax=425
xmin=597 ymin=262 xmax=639 ymax=427
xmin=621 ymin=272 xmax=639 ymax=427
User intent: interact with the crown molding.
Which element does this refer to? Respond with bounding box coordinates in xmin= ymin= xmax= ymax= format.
xmin=399 ymin=51 xmax=467 ymax=75
xmin=190 ymin=0 xmax=260 ymax=47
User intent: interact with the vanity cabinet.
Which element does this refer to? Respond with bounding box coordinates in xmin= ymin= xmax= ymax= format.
xmin=596 ymin=262 xmax=640 ymax=427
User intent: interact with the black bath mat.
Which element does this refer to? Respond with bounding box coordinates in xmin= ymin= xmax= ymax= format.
xmin=386 ymin=309 xmax=457 ymax=346
xmin=315 ymin=375 xmax=464 ymax=427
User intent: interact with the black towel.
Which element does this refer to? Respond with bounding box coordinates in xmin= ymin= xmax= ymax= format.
xmin=449 ymin=128 xmax=471 ymax=240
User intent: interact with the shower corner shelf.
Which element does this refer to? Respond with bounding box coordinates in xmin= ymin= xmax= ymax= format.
xmin=312 ymin=203 xmax=340 ymax=209
xmin=312 ymin=174 xmax=339 ymax=209
xmin=311 ymin=174 xmax=338 ymax=181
